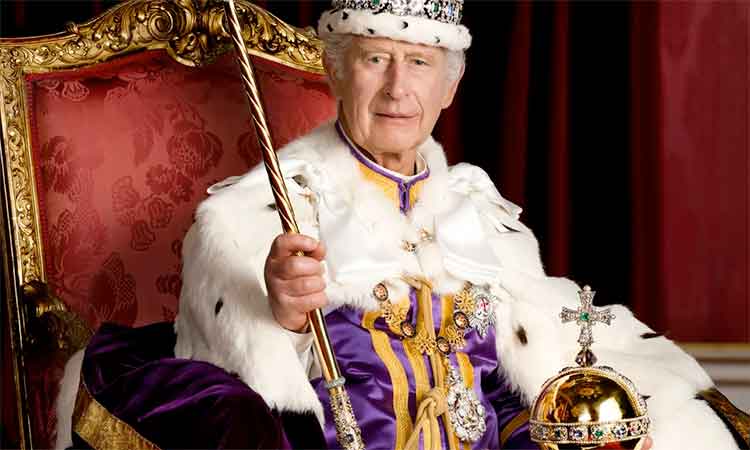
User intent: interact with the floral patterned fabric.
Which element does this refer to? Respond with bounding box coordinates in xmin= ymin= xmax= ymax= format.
xmin=24 ymin=49 xmax=336 ymax=448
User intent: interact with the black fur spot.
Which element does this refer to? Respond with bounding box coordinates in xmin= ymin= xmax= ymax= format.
xmin=367 ymin=28 xmax=375 ymax=34
xmin=643 ymin=395 xmax=651 ymax=401
xmin=327 ymin=24 xmax=334 ymax=32
xmin=641 ymin=332 xmax=665 ymax=339
xmin=435 ymin=36 xmax=441 ymax=44
xmin=215 ymin=298 xmax=224 ymax=316
xmin=402 ymin=21 xmax=409 ymax=29
xmin=516 ymin=326 xmax=528 ymax=345
xmin=342 ymin=11 xmax=349 ymax=20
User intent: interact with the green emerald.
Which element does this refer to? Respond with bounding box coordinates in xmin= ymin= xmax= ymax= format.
xmin=432 ymin=3 xmax=439 ymax=12
xmin=373 ymin=0 xmax=380 ymax=5
xmin=580 ymin=312 xmax=590 ymax=321
xmin=594 ymin=430 xmax=604 ymax=438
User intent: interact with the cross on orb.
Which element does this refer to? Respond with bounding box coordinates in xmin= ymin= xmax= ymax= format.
xmin=560 ymin=286 xmax=615 ymax=367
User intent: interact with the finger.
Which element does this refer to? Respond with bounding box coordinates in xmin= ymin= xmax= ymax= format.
xmin=281 ymin=276 xmax=326 ymax=297
xmin=276 ymin=291 xmax=329 ymax=315
xmin=269 ymin=233 xmax=320 ymax=258
xmin=272 ymin=256 xmax=324 ymax=280
xmin=295 ymin=292 xmax=329 ymax=313
xmin=307 ymin=240 xmax=327 ymax=261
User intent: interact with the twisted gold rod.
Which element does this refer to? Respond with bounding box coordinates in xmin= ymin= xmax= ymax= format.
xmin=221 ymin=2 xmax=364 ymax=449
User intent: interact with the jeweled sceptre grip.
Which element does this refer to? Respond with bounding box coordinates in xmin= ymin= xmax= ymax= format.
xmin=221 ymin=1 xmax=364 ymax=449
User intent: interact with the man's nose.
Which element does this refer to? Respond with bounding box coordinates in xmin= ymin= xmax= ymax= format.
xmin=383 ymin=60 xmax=408 ymax=100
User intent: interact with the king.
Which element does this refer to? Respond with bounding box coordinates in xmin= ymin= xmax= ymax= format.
xmin=56 ymin=0 xmax=748 ymax=449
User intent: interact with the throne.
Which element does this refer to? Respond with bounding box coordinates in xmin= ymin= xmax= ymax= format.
xmin=0 ymin=1 xmax=336 ymax=448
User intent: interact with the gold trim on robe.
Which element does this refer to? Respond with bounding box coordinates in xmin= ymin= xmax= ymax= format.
xmin=500 ymin=410 xmax=530 ymax=448
xmin=362 ymin=310 xmax=414 ymax=448
xmin=72 ymin=381 xmax=161 ymax=450
xmin=696 ymin=387 xmax=750 ymax=447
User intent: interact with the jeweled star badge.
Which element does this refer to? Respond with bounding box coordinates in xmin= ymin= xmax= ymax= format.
xmin=454 ymin=284 xmax=498 ymax=339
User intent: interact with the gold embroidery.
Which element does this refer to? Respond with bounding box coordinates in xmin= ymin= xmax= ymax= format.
xmin=413 ymin=329 xmax=437 ymax=355
xmin=453 ymin=286 xmax=476 ymax=315
xmin=73 ymin=381 xmax=161 ymax=450
xmin=444 ymin=325 xmax=466 ymax=350
xmin=381 ymin=297 xmax=409 ymax=333
xmin=362 ymin=310 xmax=413 ymax=448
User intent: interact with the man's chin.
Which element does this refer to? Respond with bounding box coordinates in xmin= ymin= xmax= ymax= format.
xmin=369 ymin=136 xmax=424 ymax=155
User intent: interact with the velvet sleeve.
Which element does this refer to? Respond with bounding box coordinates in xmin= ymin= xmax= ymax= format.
xmin=482 ymin=367 xmax=540 ymax=450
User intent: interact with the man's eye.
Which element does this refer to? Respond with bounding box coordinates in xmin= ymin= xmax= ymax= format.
xmin=369 ymin=56 xmax=383 ymax=64
xmin=413 ymin=59 xmax=429 ymax=66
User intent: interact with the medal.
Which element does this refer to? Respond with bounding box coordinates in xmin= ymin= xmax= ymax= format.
xmin=446 ymin=361 xmax=486 ymax=443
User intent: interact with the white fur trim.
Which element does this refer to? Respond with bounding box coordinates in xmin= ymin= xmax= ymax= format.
xmin=318 ymin=9 xmax=471 ymax=51
xmin=54 ymin=350 xmax=84 ymax=450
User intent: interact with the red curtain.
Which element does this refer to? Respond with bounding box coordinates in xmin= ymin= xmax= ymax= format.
xmin=631 ymin=2 xmax=749 ymax=342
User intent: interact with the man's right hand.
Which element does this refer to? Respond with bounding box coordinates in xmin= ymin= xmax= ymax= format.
xmin=264 ymin=233 xmax=328 ymax=333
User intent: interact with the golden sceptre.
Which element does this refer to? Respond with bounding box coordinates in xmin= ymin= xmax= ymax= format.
xmin=221 ymin=1 xmax=364 ymax=449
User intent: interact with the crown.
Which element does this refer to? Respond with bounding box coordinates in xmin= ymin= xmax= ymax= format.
xmin=331 ymin=0 xmax=464 ymax=26
xmin=318 ymin=0 xmax=471 ymax=51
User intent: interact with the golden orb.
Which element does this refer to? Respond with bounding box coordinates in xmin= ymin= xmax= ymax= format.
xmin=531 ymin=286 xmax=651 ymax=449
xmin=530 ymin=365 xmax=650 ymax=450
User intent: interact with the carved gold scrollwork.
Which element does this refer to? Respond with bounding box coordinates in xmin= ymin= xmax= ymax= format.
xmin=22 ymin=281 xmax=93 ymax=359
xmin=0 ymin=0 xmax=325 ymax=288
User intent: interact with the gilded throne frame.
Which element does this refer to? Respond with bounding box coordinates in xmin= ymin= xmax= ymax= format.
xmin=0 ymin=1 xmax=328 ymax=448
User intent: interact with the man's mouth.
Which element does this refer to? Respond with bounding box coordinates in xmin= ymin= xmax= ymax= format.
xmin=375 ymin=113 xmax=417 ymax=119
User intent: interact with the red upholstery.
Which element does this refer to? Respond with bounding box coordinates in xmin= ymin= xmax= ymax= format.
xmin=24 ymin=49 xmax=336 ymax=447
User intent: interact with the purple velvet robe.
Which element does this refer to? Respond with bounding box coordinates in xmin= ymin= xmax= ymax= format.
xmin=76 ymin=322 xmax=325 ymax=450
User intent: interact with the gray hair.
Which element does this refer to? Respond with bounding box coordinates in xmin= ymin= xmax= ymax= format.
xmin=322 ymin=34 xmax=465 ymax=82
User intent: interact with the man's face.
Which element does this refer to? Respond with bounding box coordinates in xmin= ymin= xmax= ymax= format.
xmin=326 ymin=36 xmax=462 ymax=158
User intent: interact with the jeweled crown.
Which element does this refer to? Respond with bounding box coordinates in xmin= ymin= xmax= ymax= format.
xmin=331 ymin=0 xmax=464 ymax=26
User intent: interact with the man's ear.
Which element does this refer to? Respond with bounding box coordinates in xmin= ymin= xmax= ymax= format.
xmin=441 ymin=63 xmax=465 ymax=109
